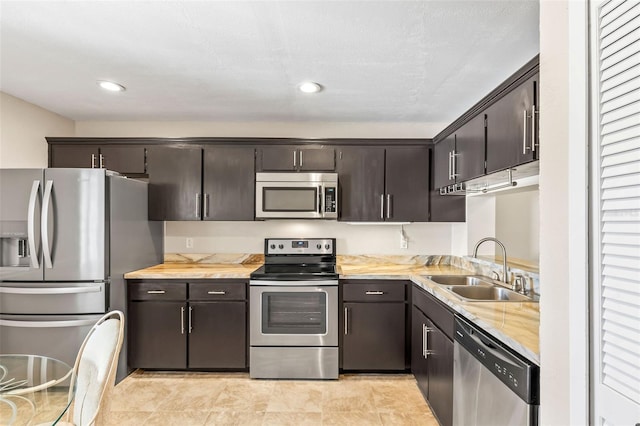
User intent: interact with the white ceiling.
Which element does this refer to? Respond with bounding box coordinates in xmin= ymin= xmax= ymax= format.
xmin=0 ymin=1 xmax=539 ymax=125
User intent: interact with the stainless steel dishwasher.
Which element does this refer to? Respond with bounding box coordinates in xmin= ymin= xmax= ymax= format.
xmin=453 ymin=316 xmax=539 ymax=426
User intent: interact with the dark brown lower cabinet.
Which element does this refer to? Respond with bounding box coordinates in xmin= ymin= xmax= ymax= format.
xmin=342 ymin=302 xmax=405 ymax=370
xmin=127 ymin=280 xmax=247 ymax=370
xmin=412 ymin=286 xmax=454 ymax=426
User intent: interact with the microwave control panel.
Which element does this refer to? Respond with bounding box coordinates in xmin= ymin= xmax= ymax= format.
xmin=325 ymin=187 xmax=337 ymax=213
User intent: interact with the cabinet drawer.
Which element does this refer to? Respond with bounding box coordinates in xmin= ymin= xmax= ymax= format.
xmin=413 ymin=285 xmax=454 ymax=341
xmin=342 ymin=281 xmax=406 ymax=302
xmin=189 ymin=282 xmax=246 ymax=300
xmin=128 ymin=282 xmax=187 ymax=301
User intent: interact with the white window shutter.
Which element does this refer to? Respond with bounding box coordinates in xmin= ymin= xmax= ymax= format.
xmin=593 ymin=0 xmax=640 ymax=423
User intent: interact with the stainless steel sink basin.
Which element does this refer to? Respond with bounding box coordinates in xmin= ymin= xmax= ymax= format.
xmin=447 ymin=285 xmax=534 ymax=302
xmin=424 ymin=275 xmax=494 ymax=287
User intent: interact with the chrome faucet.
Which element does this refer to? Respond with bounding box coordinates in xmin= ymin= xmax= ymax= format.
xmin=472 ymin=237 xmax=509 ymax=285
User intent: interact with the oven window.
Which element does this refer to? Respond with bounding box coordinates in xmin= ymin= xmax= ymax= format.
xmin=262 ymin=187 xmax=318 ymax=212
xmin=262 ymin=292 xmax=327 ymax=334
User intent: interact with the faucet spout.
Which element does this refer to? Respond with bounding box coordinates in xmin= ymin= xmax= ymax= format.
xmin=472 ymin=237 xmax=509 ymax=284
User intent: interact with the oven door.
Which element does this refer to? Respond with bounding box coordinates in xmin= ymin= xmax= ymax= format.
xmin=250 ymin=284 xmax=338 ymax=347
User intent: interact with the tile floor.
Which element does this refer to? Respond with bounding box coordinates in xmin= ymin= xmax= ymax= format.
xmin=106 ymin=371 xmax=439 ymax=426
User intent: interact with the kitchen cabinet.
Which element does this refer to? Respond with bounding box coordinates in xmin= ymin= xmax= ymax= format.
xmin=49 ymin=144 xmax=147 ymax=175
xmin=336 ymin=146 xmax=429 ymax=222
xmin=127 ymin=280 xmax=247 ymax=370
xmin=147 ymin=145 xmax=255 ymax=221
xmin=257 ymin=146 xmax=335 ymax=172
xmin=341 ymin=280 xmax=407 ymax=371
xmin=433 ymin=135 xmax=455 ymax=190
xmin=412 ymin=285 xmax=454 ymax=426
xmin=486 ymin=73 xmax=539 ymax=173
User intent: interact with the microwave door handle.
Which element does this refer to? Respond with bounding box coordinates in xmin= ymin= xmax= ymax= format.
xmin=318 ymin=186 xmax=323 ymax=214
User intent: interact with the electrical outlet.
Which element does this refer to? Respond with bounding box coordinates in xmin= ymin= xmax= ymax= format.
xmin=186 ymin=238 xmax=194 ymax=249
xmin=400 ymin=233 xmax=408 ymax=249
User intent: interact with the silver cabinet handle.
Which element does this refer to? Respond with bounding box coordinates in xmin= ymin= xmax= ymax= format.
xmin=207 ymin=290 xmax=226 ymax=295
xmin=41 ymin=180 xmax=53 ymax=269
xmin=523 ymin=109 xmax=529 ymax=154
xmin=365 ymin=291 xmax=384 ymax=295
xmin=380 ymin=194 xmax=385 ymax=219
xmin=99 ymin=153 xmax=104 ymax=169
xmin=451 ymin=151 xmax=457 ymax=179
xmin=188 ymin=306 xmax=193 ymax=334
xmin=195 ymin=193 xmax=201 ymax=219
xmin=531 ymin=108 xmax=537 ymax=152
xmin=448 ymin=151 xmax=452 ymax=180
xmin=344 ymin=307 xmax=349 ymax=335
xmin=146 ymin=290 xmax=166 ymax=294
xmin=424 ymin=326 xmax=434 ymax=358
xmin=293 ymin=150 xmax=297 ymax=167
xmin=91 ymin=154 xmax=96 ymax=168
xmin=27 ymin=180 xmax=40 ymax=269
xmin=300 ymin=151 xmax=303 ymax=168
xmin=422 ymin=324 xmax=427 ymax=357
xmin=386 ymin=194 xmax=392 ymax=219
xmin=203 ymin=193 xmax=209 ymax=218
xmin=180 ymin=306 xmax=185 ymax=334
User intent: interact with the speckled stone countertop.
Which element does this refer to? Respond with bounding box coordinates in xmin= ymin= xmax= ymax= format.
xmin=125 ymin=256 xmax=540 ymax=364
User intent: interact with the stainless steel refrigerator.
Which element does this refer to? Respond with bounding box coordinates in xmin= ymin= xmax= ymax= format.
xmin=0 ymin=168 xmax=163 ymax=381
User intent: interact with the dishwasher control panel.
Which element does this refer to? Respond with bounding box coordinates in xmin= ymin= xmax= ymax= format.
xmin=455 ymin=316 xmax=540 ymax=404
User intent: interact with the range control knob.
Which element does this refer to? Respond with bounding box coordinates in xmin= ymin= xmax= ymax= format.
xmin=278 ymin=244 xmax=284 ymax=249
xmin=270 ymin=244 xmax=276 ymax=249
xmin=325 ymin=244 xmax=331 ymax=250
xmin=316 ymin=244 xmax=322 ymax=249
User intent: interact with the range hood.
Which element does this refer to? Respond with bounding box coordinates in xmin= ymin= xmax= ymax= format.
xmin=439 ymin=161 xmax=539 ymax=196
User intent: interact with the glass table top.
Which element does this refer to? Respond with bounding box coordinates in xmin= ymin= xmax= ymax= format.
xmin=0 ymin=354 xmax=73 ymax=425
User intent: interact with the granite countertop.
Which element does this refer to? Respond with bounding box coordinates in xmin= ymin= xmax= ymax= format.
xmin=125 ymin=260 xmax=540 ymax=364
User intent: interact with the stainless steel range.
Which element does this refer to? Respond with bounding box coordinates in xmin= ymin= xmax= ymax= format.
xmin=249 ymin=238 xmax=338 ymax=379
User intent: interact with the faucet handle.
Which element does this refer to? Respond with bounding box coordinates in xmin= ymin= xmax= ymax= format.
xmin=491 ymin=270 xmax=501 ymax=281
xmin=513 ymin=274 xmax=528 ymax=295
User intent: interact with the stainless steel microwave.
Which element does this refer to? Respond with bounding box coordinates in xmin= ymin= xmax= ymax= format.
xmin=255 ymin=173 xmax=338 ymax=219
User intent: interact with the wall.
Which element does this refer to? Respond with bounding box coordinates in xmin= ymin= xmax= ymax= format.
xmin=75 ymin=121 xmax=448 ymax=139
xmin=166 ymin=221 xmax=462 ymax=256
xmin=0 ymin=92 xmax=74 ymax=168
xmin=539 ymin=0 xmax=589 ymax=424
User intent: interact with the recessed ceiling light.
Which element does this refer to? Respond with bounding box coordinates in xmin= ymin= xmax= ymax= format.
xmin=298 ymin=81 xmax=322 ymax=93
xmin=97 ymin=80 xmax=126 ymax=92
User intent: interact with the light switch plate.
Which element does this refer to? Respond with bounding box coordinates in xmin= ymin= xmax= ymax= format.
xmin=186 ymin=238 xmax=194 ymax=249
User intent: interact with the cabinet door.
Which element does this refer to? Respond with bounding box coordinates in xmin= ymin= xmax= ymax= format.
xmin=128 ymin=301 xmax=187 ymax=369
xmin=455 ymin=113 xmax=486 ymax=182
xmin=202 ymin=146 xmax=255 ymax=221
xmin=336 ymin=146 xmax=385 ymax=221
xmin=485 ymin=74 xmax=537 ymax=173
xmin=342 ymin=302 xmax=405 ymax=370
xmin=147 ymin=146 xmax=202 ymax=221
xmin=257 ymin=147 xmax=297 ymax=171
xmin=188 ymin=301 xmax=246 ymax=369
xmin=411 ymin=307 xmax=430 ymax=399
xmin=100 ymin=145 xmax=146 ymax=175
xmin=433 ymin=136 xmax=455 ymax=190
xmin=426 ymin=318 xmax=454 ymax=426
xmin=298 ymin=148 xmax=335 ymax=171
xmin=385 ymin=147 xmax=429 ymax=222
xmin=50 ymin=145 xmax=99 ymax=168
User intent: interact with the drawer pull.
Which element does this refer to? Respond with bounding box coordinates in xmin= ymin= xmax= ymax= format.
xmin=147 ymin=290 xmax=166 ymax=294
xmin=365 ymin=291 xmax=385 ymax=295
xmin=207 ymin=291 xmax=226 ymax=295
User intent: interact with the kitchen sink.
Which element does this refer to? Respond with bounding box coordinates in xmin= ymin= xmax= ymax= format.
xmin=424 ymin=275 xmax=494 ymax=287
xmin=447 ymin=285 xmax=534 ymax=302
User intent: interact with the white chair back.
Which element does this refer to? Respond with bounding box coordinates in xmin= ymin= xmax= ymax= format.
xmin=68 ymin=311 xmax=124 ymax=426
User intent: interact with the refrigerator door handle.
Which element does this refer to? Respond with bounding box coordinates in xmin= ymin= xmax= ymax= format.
xmin=27 ymin=180 xmax=41 ymax=269
xmin=41 ymin=180 xmax=54 ymax=269
xmin=0 ymin=286 xmax=102 ymax=295
xmin=0 ymin=318 xmax=98 ymax=328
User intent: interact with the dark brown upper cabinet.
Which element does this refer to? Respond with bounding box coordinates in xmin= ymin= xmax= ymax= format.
xmin=49 ymin=143 xmax=147 ymax=175
xmin=336 ymin=146 xmax=429 ymax=222
xmin=257 ymin=146 xmax=335 ymax=172
xmin=148 ymin=146 xmax=255 ymax=221
xmin=454 ymin=114 xmax=486 ymax=182
xmin=486 ymin=73 xmax=539 ymax=173
xmin=433 ymin=135 xmax=455 ymax=190
xmin=147 ymin=146 xmax=202 ymax=221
